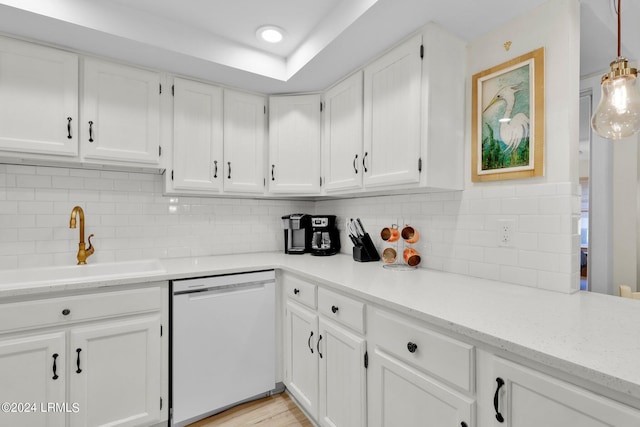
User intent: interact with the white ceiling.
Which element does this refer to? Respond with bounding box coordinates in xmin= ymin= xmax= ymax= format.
xmin=0 ymin=0 xmax=637 ymax=94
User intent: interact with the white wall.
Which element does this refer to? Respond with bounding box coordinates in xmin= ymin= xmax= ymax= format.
xmin=0 ymin=164 xmax=313 ymax=269
xmin=0 ymin=0 xmax=582 ymax=294
xmin=319 ymin=0 xmax=581 ymax=293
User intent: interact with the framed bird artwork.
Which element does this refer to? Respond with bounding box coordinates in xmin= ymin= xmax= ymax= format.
xmin=472 ymin=47 xmax=545 ymax=182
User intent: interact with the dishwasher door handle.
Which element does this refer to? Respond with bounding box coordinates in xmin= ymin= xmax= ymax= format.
xmin=178 ymin=281 xmax=272 ymax=300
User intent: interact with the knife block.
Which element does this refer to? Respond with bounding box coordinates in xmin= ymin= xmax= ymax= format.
xmin=352 ymin=233 xmax=380 ymax=262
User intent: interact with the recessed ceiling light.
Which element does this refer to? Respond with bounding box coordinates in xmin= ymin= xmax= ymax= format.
xmin=257 ymin=25 xmax=284 ymax=43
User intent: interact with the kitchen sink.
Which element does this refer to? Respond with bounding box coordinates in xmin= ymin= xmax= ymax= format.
xmin=0 ymin=259 xmax=166 ymax=288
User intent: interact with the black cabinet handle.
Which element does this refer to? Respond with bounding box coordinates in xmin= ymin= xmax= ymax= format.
xmin=52 ymin=353 xmax=59 ymax=380
xmin=362 ymin=152 xmax=368 ymax=173
xmin=353 ymin=154 xmax=358 ymax=174
xmin=307 ymin=331 xmax=314 ymax=354
xmin=461 ymin=423 xmax=468 ymax=427
xmin=294 ymin=288 xmax=300 ymax=295
xmin=67 ymin=117 xmax=72 ymax=139
xmin=331 ymin=305 xmax=339 ymax=314
xmin=494 ymin=377 xmax=505 ymax=423
xmin=76 ymin=348 xmax=82 ymax=374
xmin=407 ymin=342 xmax=418 ymax=353
xmin=62 ymin=309 xmax=70 ymax=316
xmin=88 ymin=121 xmax=94 ymax=142
xmin=317 ymin=334 xmax=323 ymax=359
xmin=227 ymin=161 xmax=231 ymax=179
xmin=271 ymin=164 xmax=275 ymax=181
xmin=213 ymin=160 xmax=218 ymax=178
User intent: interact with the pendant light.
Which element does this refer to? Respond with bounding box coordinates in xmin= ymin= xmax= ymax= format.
xmin=591 ymin=0 xmax=640 ymax=140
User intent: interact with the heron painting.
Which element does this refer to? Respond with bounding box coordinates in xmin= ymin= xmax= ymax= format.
xmin=482 ymin=65 xmax=531 ymax=169
xmin=472 ymin=47 xmax=545 ymax=182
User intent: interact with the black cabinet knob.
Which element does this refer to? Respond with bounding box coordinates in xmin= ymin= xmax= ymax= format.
xmin=62 ymin=309 xmax=70 ymax=316
xmin=294 ymin=288 xmax=300 ymax=295
xmin=331 ymin=305 xmax=339 ymax=314
xmin=407 ymin=342 xmax=418 ymax=353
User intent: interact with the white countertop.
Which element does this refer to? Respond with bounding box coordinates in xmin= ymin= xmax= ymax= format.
xmin=2 ymin=252 xmax=639 ymax=402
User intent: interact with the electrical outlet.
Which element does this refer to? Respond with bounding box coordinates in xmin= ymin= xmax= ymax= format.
xmin=498 ymin=219 xmax=515 ymax=247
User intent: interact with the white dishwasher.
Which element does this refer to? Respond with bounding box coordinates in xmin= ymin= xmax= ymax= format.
xmin=171 ymin=270 xmax=276 ymax=427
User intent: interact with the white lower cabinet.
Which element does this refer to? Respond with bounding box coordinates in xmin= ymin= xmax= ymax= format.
xmin=68 ymin=315 xmax=161 ymax=427
xmin=284 ymin=300 xmax=319 ymax=419
xmin=367 ymin=307 xmax=475 ymax=427
xmin=283 ymin=274 xmax=367 ymax=427
xmin=368 ymin=348 xmax=474 ymax=427
xmin=0 ymin=284 xmax=166 ymax=427
xmin=478 ymin=352 xmax=640 ymax=427
xmin=318 ymin=317 xmax=367 ymax=427
xmin=0 ymin=332 xmax=67 ymax=427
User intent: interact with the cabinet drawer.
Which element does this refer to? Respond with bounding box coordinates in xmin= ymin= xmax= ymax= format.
xmin=283 ymin=274 xmax=317 ymax=309
xmin=317 ymin=288 xmax=365 ymax=334
xmin=0 ymin=285 xmax=162 ymax=333
xmin=368 ymin=307 xmax=474 ymax=393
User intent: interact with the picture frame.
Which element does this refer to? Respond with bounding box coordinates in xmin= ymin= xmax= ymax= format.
xmin=471 ymin=47 xmax=545 ymax=182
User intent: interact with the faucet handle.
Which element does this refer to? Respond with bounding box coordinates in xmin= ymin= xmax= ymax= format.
xmin=87 ymin=234 xmax=95 ymax=254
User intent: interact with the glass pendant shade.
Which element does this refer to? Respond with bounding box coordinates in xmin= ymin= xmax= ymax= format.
xmin=591 ymin=58 xmax=640 ymax=140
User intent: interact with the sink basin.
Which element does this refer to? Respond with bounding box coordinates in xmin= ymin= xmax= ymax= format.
xmin=0 ymin=259 xmax=166 ymax=288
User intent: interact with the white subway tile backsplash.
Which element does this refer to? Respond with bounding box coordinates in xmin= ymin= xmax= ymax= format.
xmin=500 ymin=265 xmax=538 ymax=287
xmin=0 ymin=201 xmax=18 ymax=214
xmin=0 ymin=165 xmax=580 ymax=293
xmin=468 ymin=261 xmax=500 ymax=281
xmin=16 ymin=174 xmax=51 ymax=188
xmin=501 ymin=197 xmax=539 ymax=214
xmin=482 ymin=185 xmax=516 ymax=199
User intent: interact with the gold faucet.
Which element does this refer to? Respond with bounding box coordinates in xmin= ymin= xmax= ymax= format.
xmin=69 ymin=206 xmax=95 ymax=265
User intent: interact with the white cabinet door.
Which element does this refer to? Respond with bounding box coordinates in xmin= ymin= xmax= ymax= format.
xmin=0 ymin=37 xmax=78 ymax=157
xmin=269 ymin=94 xmax=321 ymax=194
xmin=489 ymin=357 xmax=640 ymax=427
xmin=318 ymin=318 xmax=367 ymax=427
xmin=368 ymin=348 xmax=474 ymax=427
xmin=323 ymin=72 xmax=364 ymax=193
xmin=69 ymin=315 xmax=161 ymax=427
xmin=172 ymin=78 xmax=223 ymax=192
xmin=0 ymin=332 xmax=66 ymax=427
xmin=82 ymin=59 xmax=161 ymax=166
xmin=223 ymin=89 xmax=266 ymax=194
xmin=284 ymin=300 xmax=319 ymax=420
xmin=363 ymin=34 xmax=422 ymax=188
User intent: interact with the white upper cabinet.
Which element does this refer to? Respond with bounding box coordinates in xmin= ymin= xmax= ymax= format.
xmin=223 ymin=89 xmax=266 ymax=194
xmin=0 ymin=37 xmax=78 ymax=158
xmin=81 ymin=58 xmax=161 ymax=166
xmin=363 ymin=34 xmax=423 ymax=188
xmin=322 ymin=71 xmax=364 ymax=193
xmin=172 ymin=77 xmax=224 ymax=193
xmin=269 ymin=94 xmax=321 ymax=194
xmin=419 ymin=24 xmax=466 ymax=190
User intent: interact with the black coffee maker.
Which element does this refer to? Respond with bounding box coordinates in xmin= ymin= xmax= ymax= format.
xmin=309 ymin=215 xmax=340 ymax=256
xmin=282 ymin=214 xmax=311 ymax=254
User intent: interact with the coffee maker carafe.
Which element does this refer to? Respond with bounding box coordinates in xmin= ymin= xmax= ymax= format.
xmin=310 ymin=215 xmax=340 ymax=256
xmin=281 ymin=214 xmax=311 ymax=254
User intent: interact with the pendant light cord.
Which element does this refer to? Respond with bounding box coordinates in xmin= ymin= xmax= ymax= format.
xmin=618 ymin=0 xmax=621 ymax=57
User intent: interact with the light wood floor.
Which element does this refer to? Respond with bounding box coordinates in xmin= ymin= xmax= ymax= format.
xmin=187 ymin=393 xmax=313 ymax=427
